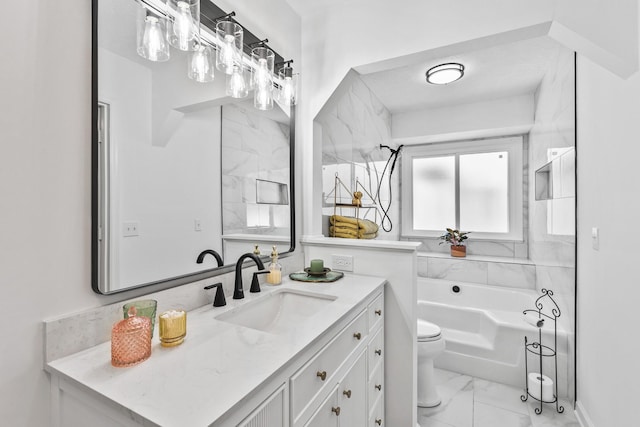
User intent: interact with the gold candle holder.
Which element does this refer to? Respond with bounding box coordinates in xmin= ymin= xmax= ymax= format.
xmin=159 ymin=310 xmax=187 ymax=347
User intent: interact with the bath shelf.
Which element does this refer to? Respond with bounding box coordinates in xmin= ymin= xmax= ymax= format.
xmin=520 ymin=289 xmax=564 ymax=415
xmin=326 ymin=173 xmax=382 ymax=238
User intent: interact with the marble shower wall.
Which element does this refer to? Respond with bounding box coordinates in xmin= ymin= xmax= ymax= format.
xmin=528 ymin=45 xmax=576 ymax=309
xmin=316 ymin=71 xmax=400 ymax=239
xmin=529 ymin=43 xmax=576 ymax=401
xmin=221 ymin=103 xmax=290 ymax=236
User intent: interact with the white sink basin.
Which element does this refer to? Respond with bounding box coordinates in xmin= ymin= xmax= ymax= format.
xmin=217 ymin=289 xmax=337 ymax=334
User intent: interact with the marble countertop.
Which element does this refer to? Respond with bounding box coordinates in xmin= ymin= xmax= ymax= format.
xmin=46 ymin=274 xmax=385 ymax=427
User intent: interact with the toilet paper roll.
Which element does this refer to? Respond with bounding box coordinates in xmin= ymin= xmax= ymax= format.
xmin=523 ymin=312 xmax=545 ymax=328
xmin=528 ymin=372 xmax=554 ymax=402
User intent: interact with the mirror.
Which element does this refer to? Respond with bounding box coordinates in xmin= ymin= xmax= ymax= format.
xmin=92 ymin=0 xmax=294 ymax=294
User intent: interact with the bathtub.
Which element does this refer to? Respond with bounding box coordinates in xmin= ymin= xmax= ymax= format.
xmin=417 ymin=278 xmax=569 ymax=396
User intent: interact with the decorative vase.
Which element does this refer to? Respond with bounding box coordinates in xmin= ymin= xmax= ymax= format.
xmin=451 ymin=245 xmax=466 ymax=257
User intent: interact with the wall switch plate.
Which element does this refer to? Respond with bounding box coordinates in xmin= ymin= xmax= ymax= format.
xmin=194 ymin=219 xmax=202 ymax=232
xmin=332 ymin=254 xmax=354 ymax=272
xmin=592 ymin=227 xmax=599 ymax=250
xmin=123 ymin=221 xmax=139 ymax=237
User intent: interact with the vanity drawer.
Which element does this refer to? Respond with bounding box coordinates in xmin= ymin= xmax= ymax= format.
xmin=368 ymin=328 xmax=384 ymax=378
xmin=368 ymin=362 xmax=384 ymax=414
xmin=368 ymin=293 xmax=384 ymax=332
xmin=291 ymin=309 xmax=368 ymax=421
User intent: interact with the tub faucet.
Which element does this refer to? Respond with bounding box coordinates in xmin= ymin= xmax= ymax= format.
xmin=233 ymin=253 xmax=265 ymax=299
xmin=196 ymin=249 xmax=224 ymax=267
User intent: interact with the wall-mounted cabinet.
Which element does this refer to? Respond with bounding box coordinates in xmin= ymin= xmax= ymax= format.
xmin=535 ymin=147 xmax=575 ymax=201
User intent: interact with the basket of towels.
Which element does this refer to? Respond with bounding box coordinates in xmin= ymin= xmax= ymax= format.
xmin=329 ymin=215 xmax=379 ymax=239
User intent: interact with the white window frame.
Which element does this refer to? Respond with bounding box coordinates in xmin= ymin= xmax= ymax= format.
xmin=401 ymin=136 xmax=524 ymax=241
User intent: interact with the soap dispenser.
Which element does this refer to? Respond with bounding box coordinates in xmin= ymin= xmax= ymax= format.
xmin=266 ymin=245 xmax=282 ymax=285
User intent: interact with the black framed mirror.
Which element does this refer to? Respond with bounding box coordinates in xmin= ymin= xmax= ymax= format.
xmin=91 ymin=0 xmax=295 ymax=294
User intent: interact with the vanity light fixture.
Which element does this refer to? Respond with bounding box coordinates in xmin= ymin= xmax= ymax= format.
xmin=251 ymin=46 xmax=275 ymax=110
xmin=135 ymin=0 xmax=298 ymax=107
xmin=188 ymin=43 xmax=215 ymax=82
xmin=136 ymin=8 xmax=170 ymax=62
xmin=425 ymin=62 xmax=465 ymax=85
xmin=276 ymin=61 xmax=298 ymax=107
xmin=226 ymin=64 xmax=249 ymax=98
xmin=215 ymin=20 xmax=243 ymax=74
xmin=166 ymin=0 xmax=200 ymax=51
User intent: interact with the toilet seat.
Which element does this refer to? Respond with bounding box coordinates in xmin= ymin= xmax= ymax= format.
xmin=418 ymin=319 xmax=441 ymax=342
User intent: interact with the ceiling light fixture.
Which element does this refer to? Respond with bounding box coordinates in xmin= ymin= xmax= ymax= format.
xmin=425 ymin=63 xmax=465 ymax=85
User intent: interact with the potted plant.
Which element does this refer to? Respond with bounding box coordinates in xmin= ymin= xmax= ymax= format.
xmin=439 ymin=228 xmax=470 ymax=257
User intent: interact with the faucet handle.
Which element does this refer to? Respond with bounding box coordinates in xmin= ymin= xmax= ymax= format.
xmin=250 ymin=270 xmax=270 ymax=293
xmin=204 ymin=283 xmax=226 ymax=307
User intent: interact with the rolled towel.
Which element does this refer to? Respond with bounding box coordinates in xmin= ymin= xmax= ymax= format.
xmin=329 ymin=215 xmax=379 ymax=234
xmin=330 ymin=226 xmax=378 ymax=239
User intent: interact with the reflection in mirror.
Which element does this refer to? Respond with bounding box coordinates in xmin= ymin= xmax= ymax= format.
xmin=93 ymin=0 xmax=293 ymax=294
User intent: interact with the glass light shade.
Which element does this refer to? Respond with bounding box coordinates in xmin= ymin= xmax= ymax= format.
xmin=277 ymin=66 xmax=298 ymax=106
xmin=226 ymin=65 xmax=248 ymax=98
xmin=254 ymin=84 xmax=273 ymax=110
xmin=216 ymin=21 xmax=243 ymax=75
xmin=136 ymin=6 xmax=170 ymax=62
xmin=166 ymin=0 xmax=199 ymax=51
xmin=188 ymin=44 xmax=215 ymax=83
xmin=251 ymin=47 xmax=274 ymax=110
xmin=250 ymin=47 xmax=274 ymax=89
xmin=426 ymin=63 xmax=465 ymax=85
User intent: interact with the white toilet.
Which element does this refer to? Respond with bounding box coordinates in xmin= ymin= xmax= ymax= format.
xmin=417 ymin=319 xmax=446 ymax=408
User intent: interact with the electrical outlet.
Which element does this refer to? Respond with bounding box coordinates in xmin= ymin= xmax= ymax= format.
xmin=123 ymin=221 xmax=139 ymax=237
xmin=332 ymin=254 xmax=354 ymax=272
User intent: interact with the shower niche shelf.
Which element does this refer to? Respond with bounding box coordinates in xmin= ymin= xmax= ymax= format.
xmin=520 ymin=289 xmax=564 ymax=415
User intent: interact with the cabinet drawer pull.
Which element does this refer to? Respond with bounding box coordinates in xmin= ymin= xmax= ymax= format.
xmin=375 ymin=309 xmax=382 ymax=316
xmin=316 ymin=370 xmax=327 ymax=381
xmin=375 ymin=418 xmax=382 ymax=425
xmin=332 ymin=406 xmax=341 ymax=416
xmin=375 ymin=384 xmax=382 ymax=391
xmin=343 ymin=389 xmax=352 ymax=398
xmin=375 ymin=349 xmax=382 ymax=356
xmin=353 ymin=332 xmax=362 ymax=340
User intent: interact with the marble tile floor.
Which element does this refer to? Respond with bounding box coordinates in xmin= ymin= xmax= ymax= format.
xmin=418 ymin=369 xmax=579 ymax=427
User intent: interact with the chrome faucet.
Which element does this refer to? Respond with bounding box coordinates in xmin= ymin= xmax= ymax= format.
xmin=233 ymin=253 xmax=265 ymax=299
xmin=196 ymin=249 xmax=224 ymax=267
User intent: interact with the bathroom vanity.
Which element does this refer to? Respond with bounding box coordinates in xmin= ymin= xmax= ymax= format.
xmin=46 ymin=275 xmax=385 ymax=427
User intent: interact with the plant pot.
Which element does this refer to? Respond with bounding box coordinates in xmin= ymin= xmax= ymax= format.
xmin=451 ymin=245 xmax=466 ymax=257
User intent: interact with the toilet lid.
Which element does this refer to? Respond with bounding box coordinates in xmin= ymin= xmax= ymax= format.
xmin=417 ymin=319 xmax=441 ymax=341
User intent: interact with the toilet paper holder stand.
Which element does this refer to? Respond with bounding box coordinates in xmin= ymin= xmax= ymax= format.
xmin=520 ymin=288 xmax=565 ymax=415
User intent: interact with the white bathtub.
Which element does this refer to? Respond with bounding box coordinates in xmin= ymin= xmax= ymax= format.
xmin=417 ymin=278 xmax=569 ymax=396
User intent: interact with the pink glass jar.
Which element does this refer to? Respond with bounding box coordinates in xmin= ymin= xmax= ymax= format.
xmin=111 ymin=306 xmax=152 ymax=367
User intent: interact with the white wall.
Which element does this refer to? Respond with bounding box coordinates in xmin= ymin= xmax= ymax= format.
xmin=0 ymin=0 xmax=300 ymax=425
xmin=576 ymin=53 xmax=640 ymax=426
xmin=392 ymin=94 xmax=534 ymax=143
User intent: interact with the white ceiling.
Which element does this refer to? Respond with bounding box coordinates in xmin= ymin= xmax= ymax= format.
xmin=359 ymin=36 xmax=564 ymax=114
xmin=284 ymin=0 xmax=352 ymax=17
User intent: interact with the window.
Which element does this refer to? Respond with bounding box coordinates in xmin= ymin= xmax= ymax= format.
xmin=401 ymin=136 xmax=524 ymax=241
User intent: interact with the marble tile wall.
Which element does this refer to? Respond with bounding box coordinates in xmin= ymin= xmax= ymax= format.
xmin=418 ymin=254 xmax=537 ymax=290
xmin=222 ymin=103 xmax=290 ymax=235
xmin=316 ymin=72 xmax=400 ymax=240
xmin=528 ymin=45 xmax=576 ymax=269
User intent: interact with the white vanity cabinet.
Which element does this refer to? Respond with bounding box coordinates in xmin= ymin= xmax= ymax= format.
xmin=300 ymin=293 xmax=385 ymax=427
xmin=47 ymin=279 xmax=385 ymax=427
xmin=304 ymin=350 xmax=367 ymax=427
